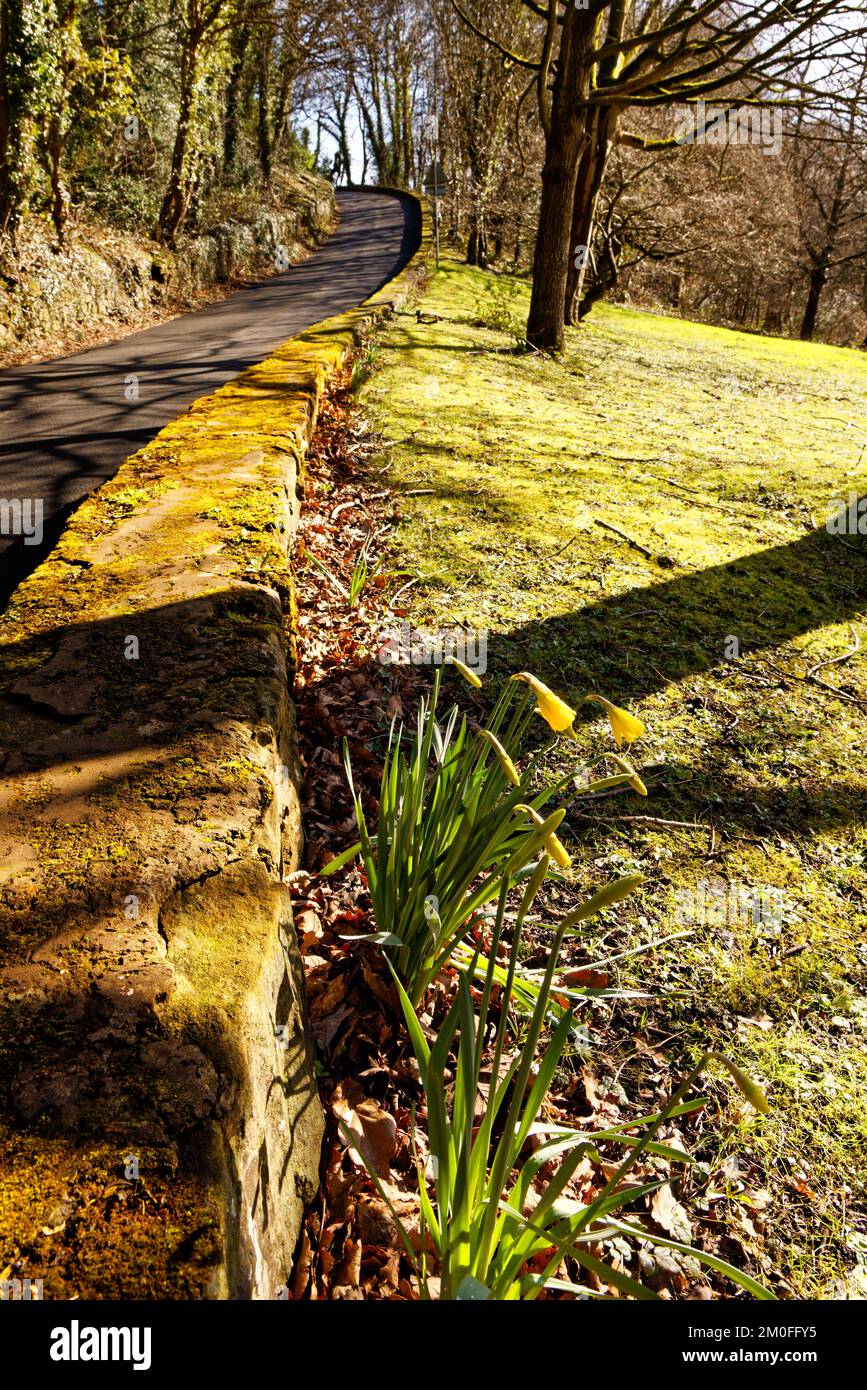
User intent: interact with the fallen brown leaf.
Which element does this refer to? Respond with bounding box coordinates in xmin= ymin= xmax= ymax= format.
xmin=334 ymin=1082 xmax=398 ymax=1178
xmin=651 ymin=1182 xmax=694 ymax=1243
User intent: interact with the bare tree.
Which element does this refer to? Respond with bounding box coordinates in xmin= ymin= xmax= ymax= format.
xmin=453 ymin=1 xmax=867 ymax=351
xmin=436 ymin=0 xmax=535 ymax=264
xmin=789 ymin=68 xmax=867 ymax=339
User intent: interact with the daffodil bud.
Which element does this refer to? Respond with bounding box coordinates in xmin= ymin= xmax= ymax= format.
xmin=514 ymin=803 xmax=571 ymax=869
xmin=707 ymin=1052 xmax=769 ymax=1115
xmin=448 ymin=657 xmax=482 ymax=688
xmin=610 ymin=753 xmax=648 ymax=796
xmin=560 ymin=872 xmax=643 ymax=929
xmin=478 ymin=729 xmax=521 ymax=785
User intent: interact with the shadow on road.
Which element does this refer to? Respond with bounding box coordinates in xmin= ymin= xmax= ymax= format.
xmin=0 ymin=189 xmax=421 ymax=610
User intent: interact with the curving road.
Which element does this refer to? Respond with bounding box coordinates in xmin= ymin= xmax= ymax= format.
xmin=0 ymin=189 xmax=420 ymax=609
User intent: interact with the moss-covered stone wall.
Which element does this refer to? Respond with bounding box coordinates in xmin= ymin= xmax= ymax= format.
xmin=0 ymin=193 xmax=429 ymax=1299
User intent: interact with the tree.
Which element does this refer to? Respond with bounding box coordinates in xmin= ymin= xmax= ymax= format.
xmin=435 ymin=0 xmax=540 ymax=266
xmin=575 ymin=107 xmax=805 ymax=333
xmin=1 ymin=0 xmax=59 ymax=238
xmin=155 ymin=0 xmax=233 ymax=244
xmin=454 ymin=1 xmax=867 ymax=352
xmin=310 ymin=1 xmax=428 ymax=189
xmin=789 ymin=71 xmax=867 ymax=340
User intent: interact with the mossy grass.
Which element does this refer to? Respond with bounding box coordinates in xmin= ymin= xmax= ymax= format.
xmin=362 ymin=252 xmax=867 ymax=1297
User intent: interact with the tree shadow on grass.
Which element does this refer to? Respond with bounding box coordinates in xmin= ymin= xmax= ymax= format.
xmin=361 ymin=517 xmax=866 ymax=847
xmin=476 ymin=522 xmax=867 ymax=707
xmin=442 ymin=517 xmax=865 ymax=851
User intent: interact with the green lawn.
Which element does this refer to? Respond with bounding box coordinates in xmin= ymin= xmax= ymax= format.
xmin=362 ymin=254 xmax=867 ymax=1297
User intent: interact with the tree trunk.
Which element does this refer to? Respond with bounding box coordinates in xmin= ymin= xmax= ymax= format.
xmin=35 ymin=0 xmax=77 ymax=245
xmin=467 ymin=212 xmax=488 ymax=266
xmin=156 ymin=34 xmax=200 ymax=244
xmin=800 ymin=154 xmax=846 ymax=342
xmin=257 ymin=46 xmax=272 ymax=184
xmin=0 ymin=1 xmax=18 ymax=237
xmin=577 ymin=234 xmax=620 ymax=320
xmin=271 ymin=30 xmax=296 ymax=161
xmin=353 ymin=76 xmax=389 ymax=187
xmin=563 ymin=121 xmax=598 ymax=325
xmin=800 ymin=263 xmax=827 ymax=341
xmin=340 ymin=128 xmax=353 ymax=183
xmin=222 ymin=32 xmax=248 ymax=176
xmin=563 ymin=110 xmax=615 ymax=325
xmin=526 ymin=121 xmax=586 ymax=351
xmin=44 ymin=114 xmax=69 ymax=242
xmin=526 ymin=12 xmax=594 ymax=353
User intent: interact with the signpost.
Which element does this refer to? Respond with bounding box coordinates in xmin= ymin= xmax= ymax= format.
xmin=424 ymin=127 xmax=443 ymax=271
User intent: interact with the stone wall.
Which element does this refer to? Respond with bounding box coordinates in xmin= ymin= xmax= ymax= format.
xmin=0 ymin=169 xmax=336 ymax=365
xmin=0 ymin=194 xmax=429 ymax=1299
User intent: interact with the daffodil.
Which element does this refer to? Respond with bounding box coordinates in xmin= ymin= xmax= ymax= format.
xmin=479 ymin=729 xmax=520 ymax=786
xmin=610 ymin=753 xmax=648 ymax=796
xmin=515 ymin=803 xmax=571 ymax=870
xmin=584 ymin=693 xmax=645 ymax=747
xmin=510 ymin=672 xmax=576 ymax=735
xmin=707 ymin=1052 xmax=769 ymax=1115
xmin=448 ymin=657 xmax=482 ymax=688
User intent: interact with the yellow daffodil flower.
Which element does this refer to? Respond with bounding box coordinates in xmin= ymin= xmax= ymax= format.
xmin=510 ymin=672 xmax=576 ymax=735
xmin=448 ymin=657 xmax=482 ymax=688
xmin=584 ymin=693 xmax=645 ymax=746
xmin=610 ymin=753 xmax=648 ymax=796
xmin=515 ymin=803 xmax=571 ymax=870
xmin=479 ymin=729 xmax=520 ymax=786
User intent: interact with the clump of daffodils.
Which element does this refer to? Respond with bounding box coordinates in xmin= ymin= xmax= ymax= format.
xmin=454 ymin=660 xmax=650 ymax=855
xmin=446 ymin=659 xmax=650 ymax=847
xmin=336 ymin=658 xmax=649 ymax=1005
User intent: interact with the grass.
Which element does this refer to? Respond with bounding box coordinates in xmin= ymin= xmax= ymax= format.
xmin=361 ymin=253 xmax=867 ymax=1298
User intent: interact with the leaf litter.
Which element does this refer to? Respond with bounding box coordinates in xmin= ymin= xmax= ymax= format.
xmin=286 ymin=361 xmax=774 ymax=1301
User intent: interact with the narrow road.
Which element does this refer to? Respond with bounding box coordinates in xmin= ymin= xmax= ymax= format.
xmin=0 ymin=189 xmax=420 ymax=608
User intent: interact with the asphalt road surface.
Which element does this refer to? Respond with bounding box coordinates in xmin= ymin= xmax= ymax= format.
xmin=0 ymin=188 xmax=420 ymax=609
